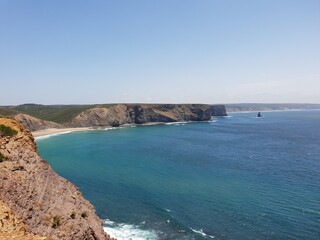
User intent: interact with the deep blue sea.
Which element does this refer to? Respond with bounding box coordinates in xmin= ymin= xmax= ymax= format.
xmin=36 ymin=110 xmax=320 ymax=240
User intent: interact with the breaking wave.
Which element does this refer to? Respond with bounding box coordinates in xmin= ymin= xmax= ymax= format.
xmin=35 ymin=131 xmax=72 ymax=140
xmin=103 ymin=219 xmax=158 ymax=240
xmin=191 ymin=228 xmax=215 ymax=239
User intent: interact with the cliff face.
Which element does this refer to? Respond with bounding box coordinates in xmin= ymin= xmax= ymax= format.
xmin=130 ymin=104 xmax=213 ymax=123
xmin=69 ymin=104 xmax=213 ymax=127
xmin=0 ymin=118 xmax=112 ymax=240
xmin=0 ymin=199 xmax=46 ymax=240
xmin=14 ymin=114 xmax=63 ymax=131
xmin=210 ymin=105 xmax=227 ymax=117
xmin=69 ymin=105 xmax=132 ymax=127
xmin=1 ymin=104 xmax=227 ymax=131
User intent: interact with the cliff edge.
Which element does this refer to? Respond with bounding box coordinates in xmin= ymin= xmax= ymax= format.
xmin=1 ymin=104 xmax=227 ymax=132
xmin=69 ymin=104 xmax=214 ymax=128
xmin=0 ymin=118 xmax=112 ymax=240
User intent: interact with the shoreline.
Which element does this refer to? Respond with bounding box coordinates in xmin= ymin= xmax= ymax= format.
xmin=30 ymin=109 xmax=319 ymax=139
xmin=32 ymin=127 xmax=92 ymax=138
xmin=227 ymin=108 xmax=320 ymax=113
xmin=31 ymin=121 xmax=195 ymax=139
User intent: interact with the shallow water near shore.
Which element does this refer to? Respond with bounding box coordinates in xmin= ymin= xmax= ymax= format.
xmin=37 ymin=110 xmax=320 ymax=240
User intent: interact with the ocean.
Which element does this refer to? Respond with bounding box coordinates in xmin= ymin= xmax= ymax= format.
xmin=36 ymin=110 xmax=320 ymax=240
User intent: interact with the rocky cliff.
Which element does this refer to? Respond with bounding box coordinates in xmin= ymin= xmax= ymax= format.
xmin=69 ymin=104 xmax=213 ymax=127
xmin=0 ymin=199 xmax=46 ymax=240
xmin=210 ymin=105 xmax=227 ymax=117
xmin=0 ymin=118 xmax=112 ymax=240
xmin=1 ymin=104 xmax=227 ymax=131
xmin=14 ymin=114 xmax=63 ymax=132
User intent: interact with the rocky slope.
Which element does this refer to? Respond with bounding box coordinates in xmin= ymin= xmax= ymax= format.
xmin=209 ymin=105 xmax=227 ymax=117
xmin=69 ymin=104 xmax=215 ymax=127
xmin=0 ymin=199 xmax=46 ymax=240
xmin=0 ymin=117 xmax=112 ymax=240
xmin=1 ymin=104 xmax=227 ymax=131
xmin=14 ymin=114 xmax=63 ymax=131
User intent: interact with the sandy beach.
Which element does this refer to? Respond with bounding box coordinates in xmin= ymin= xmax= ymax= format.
xmin=32 ymin=127 xmax=92 ymax=138
xmin=31 ymin=122 xmax=189 ymax=138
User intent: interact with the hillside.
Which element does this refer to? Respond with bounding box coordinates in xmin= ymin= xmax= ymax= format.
xmin=0 ymin=117 xmax=113 ymax=239
xmin=0 ymin=104 xmax=227 ymax=131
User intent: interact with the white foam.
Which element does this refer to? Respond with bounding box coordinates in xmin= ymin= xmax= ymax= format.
xmin=104 ymin=219 xmax=116 ymax=225
xmin=165 ymin=121 xmax=188 ymax=125
xmin=103 ymin=219 xmax=158 ymax=240
xmin=191 ymin=228 xmax=215 ymax=239
xmin=35 ymin=131 xmax=72 ymax=140
xmin=104 ymin=127 xmax=124 ymax=130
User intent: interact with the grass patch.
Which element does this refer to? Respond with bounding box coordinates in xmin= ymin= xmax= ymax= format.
xmin=51 ymin=216 xmax=61 ymax=228
xmin=13 ymin=104 xmax=94 ymax=123
xmin=0 ymin=107 xmax=18 ymax=117
xmin=81 ymin=211 xmax=88 ymax=218
xmin=0 ymin=153 xmax=5 ymax=162
xmin=0 ymin=124 xmax=18 ymax=137
xmin=70 ymin=212 xmax=76 ymax=219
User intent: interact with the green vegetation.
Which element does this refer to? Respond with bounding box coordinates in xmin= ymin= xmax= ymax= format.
xmin=81 ymin=211 xmax=88 ymax=218
xmin=0 ymin=124 xmax=18 ymax=137
xmin=51 ymin=215 xmax=61 ymax=228
xmin=14 ymin=104 xmax=94 ymax=123
xmin=0 ymin=152 xmax=5 ymax=162
xmin=0 ymin=104 xmax=102 ymax=123
xmin=0 ymin=107 xmax=18 ymax=117
xmin=70 ymin=212 xmax=76 ymax=219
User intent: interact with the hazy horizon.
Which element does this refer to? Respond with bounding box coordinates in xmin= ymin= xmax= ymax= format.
xmin=1 ymin=0 xmax=319 ymax=105
xmin=0 ymin=102 xmax=320 ymax=107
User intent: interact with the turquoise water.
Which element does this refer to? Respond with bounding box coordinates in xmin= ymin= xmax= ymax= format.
xmin=37 ymin=110 xmax=320 ymax=240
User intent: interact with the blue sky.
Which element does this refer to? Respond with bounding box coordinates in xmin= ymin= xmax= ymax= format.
xmin=1 ymin=0 xmax=319 ymax=105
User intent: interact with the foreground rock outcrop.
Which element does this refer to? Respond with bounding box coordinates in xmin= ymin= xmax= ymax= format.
xmin=0 ymin=118 xmax=112 ymax=240
xmin=0 ymin=199 xmax=46 ymax=240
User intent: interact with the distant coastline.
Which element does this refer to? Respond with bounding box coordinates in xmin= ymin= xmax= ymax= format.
xmin=227 ymin=108 xmax=320 ymax=113
xmin=225 ymin=103 xmax=320 ymax=113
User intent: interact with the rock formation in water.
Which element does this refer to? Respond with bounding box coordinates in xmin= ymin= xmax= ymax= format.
xmin=0 ymin=104 xmax=227 ymax=131
xmin=0 ymin=117 xmax=112 ymax=240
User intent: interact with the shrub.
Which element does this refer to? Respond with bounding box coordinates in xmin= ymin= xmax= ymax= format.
xmin=51 ymin=216 xmax=61 ymax=228
xmin=81 ymin=211 xmax=88 ymax=218
xmin=0 ymin=153 xmax=4 ymax=162
xmin=0 ymin=124 xmax=18 ymax=137
xmin=70 ymin=212 xmax=76 ymax=219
